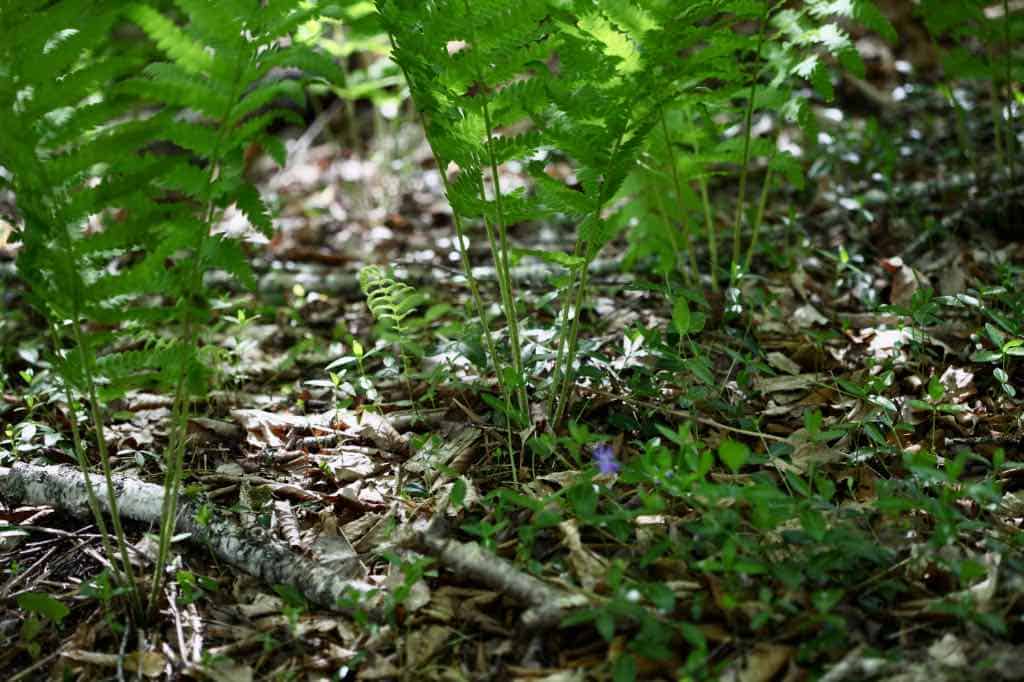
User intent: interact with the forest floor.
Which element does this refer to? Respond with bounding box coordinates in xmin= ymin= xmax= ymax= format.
xmin=2 ymin=53 xmax=1024 ymax=682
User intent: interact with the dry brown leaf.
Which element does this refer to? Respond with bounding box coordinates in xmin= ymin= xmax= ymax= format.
xmin=404 ymin=624 xmax=453 ymax=668
xmin=559 ymin=519 xmax=607 ymax=590
xmin=766 ymin=352 xmax=802 ymax=375
xmin=63 ymin=649 xmax=166 ymax=678
xmin=722 ymin=644 xmax=793 ymax=682
xmin=199 ymin=660 xmax=255 ymax=682
xmin=756 ymin=373 xmax=825 ymax=394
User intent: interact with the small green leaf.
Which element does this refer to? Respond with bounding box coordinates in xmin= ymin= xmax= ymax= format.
xmin=799 ymin=508 xmax=827 ymax=542
xmin=613 ymin=653 xmax=636 ymax=682
xmin=595 ymin=610 xmax=615 ymax=642
xmin=927 ymin=375 xmax=945 ymax=401
xmin=1004 ymin=340 xmax=1024 ymax=357
xmin=672 ymin=296 xmax=691 ymax=336
xmin=718 ymin=439 xmax=749 ymax=473
xmin=16 ymin=592 xmax=70 ymax=623
xmin=450 ymin=477 xmax=467 ymax=509
xmin=868 ymin=395 xmax=897 ymax=413
xmin=804 ymin=408 xmax=822 ymax=434
xmin=509 ymin=248 xmax=585 ymax=270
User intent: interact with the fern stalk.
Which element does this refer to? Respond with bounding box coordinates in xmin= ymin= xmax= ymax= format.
xmin=659 ymin=107 xmax=698 ymax=285
xmin=731 ymin=8 xmax=770 ymax=285
xmin=744 ymin=167 xmax=773 ymax=271
xmin=49 ymin=325 xmax=135 ymax=614
xmin=652 ymin=183 xmax=691 ymax=286
xmin=466 ymin=0 xmax=529 ymax=420
xmin=73 ymin=323 xmax=145 ymax=616
xmin=1001 ymin=0 xmax=1017 ymax=201
xmin=149 ymin=118 xmax=242 ymax=620
xmin=687 ymin=105 xmax=720 ymax=293
xmin=386 ymin=33 xmax=512 ymax=421
xmin=47 ymin=178 xmax=144 ymax=617
xmin=148 ymin=14 xmax=258 ymax=612
xmin=550 ymin=127 xmax=628 ymax=429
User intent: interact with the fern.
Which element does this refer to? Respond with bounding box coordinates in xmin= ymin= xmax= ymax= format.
xmin=379 ymin=0 xmax=675 ymax=427
xmin=359 ymin=265 xmax=424 ymax=399
xmin=360 ymin=265 xmax=423 ymax=334
xmin=0 ymin=0 xmax=343 ymax=619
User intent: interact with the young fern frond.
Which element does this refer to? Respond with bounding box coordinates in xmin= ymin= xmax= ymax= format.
xmin=360 ymin=265 xmax=422 ymax=333
xmin=359 ymin=265 xmax=424 ymax=401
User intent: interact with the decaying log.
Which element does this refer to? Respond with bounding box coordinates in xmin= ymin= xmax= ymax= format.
xmin=0 ymin=463 xmax=379 ymax=615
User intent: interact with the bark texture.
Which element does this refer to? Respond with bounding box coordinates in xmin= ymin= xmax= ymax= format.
xmin=0 ymin=463 xmax=379 ymax=614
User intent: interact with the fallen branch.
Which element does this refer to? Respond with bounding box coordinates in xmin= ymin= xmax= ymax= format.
xmin=398 ymin=522 xmax=587 ymax=630
xmin=1 ymin=463 xmax=588 ymax=630
xmin=0 ymin=463 xmax=380 ymax=615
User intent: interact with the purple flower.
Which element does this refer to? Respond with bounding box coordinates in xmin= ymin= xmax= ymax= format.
xmin=592 ymin=443 xmax=620 ymax=475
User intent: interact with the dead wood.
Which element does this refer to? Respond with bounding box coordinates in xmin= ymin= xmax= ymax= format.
xmin=398 ymin=522 xmax=587 ymax=630
xmin=0 ymin=463 xmax=381 ymax=615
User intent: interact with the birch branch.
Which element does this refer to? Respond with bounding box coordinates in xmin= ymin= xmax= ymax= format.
xmin=0 ymin=463 xmax=380 ymax=615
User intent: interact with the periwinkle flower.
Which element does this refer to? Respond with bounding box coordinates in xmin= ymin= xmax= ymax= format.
xmin=592 ymin=443 xmax=620 ymax=474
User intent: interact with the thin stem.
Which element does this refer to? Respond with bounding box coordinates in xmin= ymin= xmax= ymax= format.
xmin=1002 ymin=0 xmax=1017 ymax=191
xmin=731 ymin=11 xmax=768 ymax=285
xmin=659 ymin=107 xmax=698 ymax=285
xmin=550 ymin=126 xmax=627 ymax=429
xmin=386 ymin=36 xmax=515 ymax=474
xmin=37 ymin=166 xmax=143 ymax=617
xmin=48 ymin=325 xmax=123 ymax=605
xmin=688 ymin=106 xmax=719 ymax=292
xmin=545 ymin=252 xmax=579 ymax=424
xmin=653 ymin=187 xmax=690 ymax=286
xmin=479 ymin=102 xmax=529 ymax=418
xmin=149 ymin=36 xmax=250 ymax=616
xmin=462 ymin=0 xmax=529 ymax=422
xmin=72 ymin=320 xmax=143 ymax=617
xmin=551 ymin=263 xmax=589 ymax=428
xmin=743 ymin=167 xmax=772 ymax=271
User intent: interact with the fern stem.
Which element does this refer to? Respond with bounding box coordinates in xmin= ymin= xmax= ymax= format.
xmin=441 ymin=176 xmax=509 ymax=397
xmin=743 ymin=167 xmax=772 ymax=272
xmin=149 ymin=30 xmax=251 ymax=616
xmin=40 ymin=167 xmax=144 ymax=616
xmin=653 ymin=185 xmax=690 ymax=286
xmin=383 ymin=35 xmax=507 ymax=401
xmin=659 ymin=107 xmax=698 ymax=285
xmin=550 ymin=125 xmax=628 ymax=429
xmin=70 ymin=317 xmax=145 ymax=617
xmin=479 ymin=100 xmax=528 ymax=420
xmin=731 ymin=10 xmax=769 ymax=286
xmin=1002 ymin=0 xmax=1017 ymax=199
xmin=462 ymin=0 xmax=529 ymax=424
xmin=551 ymin=262 xmax=589 ymax=429
xmin=48 ymin=324 xmax=126 ymax=612
xmin=688 ymin=106 xmax=719 ymax=292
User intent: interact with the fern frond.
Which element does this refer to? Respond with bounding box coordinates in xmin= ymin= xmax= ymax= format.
xmin=126 ymin=4 xmax=217 ymax=76
xmin=359 ymin=266 xmax=423 ymax=329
